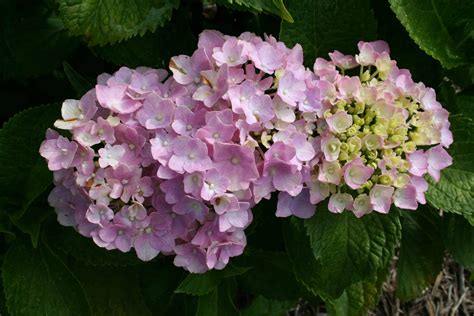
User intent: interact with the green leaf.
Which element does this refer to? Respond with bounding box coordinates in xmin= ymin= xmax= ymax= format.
xmin=2 ymin=239 xmax=91 ymax=315
xmin=0 ymin=0 xmax=79 ymax=79
xmin=241 ymin=296 xmax=295 ymax=316
xmin=0 ymin=214 xmax=14 ymax=237
xmin=215 ymin=0 xmax=293 ymax=22
xmin=175 ymin=264 xmax=250 ymax=296
xmin=93 ymin=9 xmax=195 ymax=68
xmin=280 ymin=0 xmax=377 ymax=64
xmin=236 ymin=249 xmax=311 ymax=300
xmin=138 ymin=260 xmax=196 ymax=315
xmin=195 ymin=280 xmax=239 ymax=316
xmin=326 ymin=268 xmax=388 ymax=316
xmin=43 ymin=219 xmax=141 ymax=267
xmin=395 ymin=206 xmax=444 ymax=301
xmin=70 ymin=264 xmax=152 ymax=316
xmin=57 ymin=0 xmax=180 ymax=46
xmin=388 ymin=0 xmax=474 ymax=68
xmin=373 ymin=0 xmax=442 ymax=87
xmin=0 ymin=104 xmax=60 ymax=219
xmin=11 ymin=192 xmax=53 ymax=247
xmin=426 ymin=113 xmax=474 ymax=224
xmin=443 ymin=213 xmax=474 ymax=270
xmin=283 ymin=217 xmax=325 ymax=297
xmin=305 ymin=207 xmax=401 ymax=298
xmin=0 ymin=268 xmax=10 ymax=316
xmin=63 ymin=62 xmax=93 ymax=96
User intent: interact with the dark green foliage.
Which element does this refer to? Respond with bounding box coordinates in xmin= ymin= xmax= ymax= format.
xmin=395 ymin=206 xmax=444 ymax=301
xmin=1 ymin=0 xmax=474 ymax=315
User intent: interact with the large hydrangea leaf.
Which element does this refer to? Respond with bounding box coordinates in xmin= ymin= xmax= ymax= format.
xmin=395 ymin=206 xmax=444 ymax=301
xmin=236 ymin=249 xmax=311 ymax=300
xmin=280 ymin=0 xmax=377 ymax=64
xmin=388 ymin=0 xmax=474 ymax=69
xmin=426 ymin=113 xmax=474 ymax=224
xmin=0 ymin=1 xmax=79 ymax=79
xmin=305 ymin=208 xmax=401 ymax=298
xmin=175 ymin=265 xmax=249 ymax=296
xmin=195 ymin=280 xmax=239 ymax=316
xmin=326 ymin=268 xmax=389 ymax=316
xmin=215 ymin=0 xmax=293 ymax=22
xmin=443 ymin=213 xmax=474 ymax=270
xmin=43 ymin=219 xmax=142 ymax=267
xmin=93 ymin=9 xmax=196 ymax=68
xmin=283 ymin=208 xmax=401 ymax=300
xmin=2 ymin=240 xmax=91 ymax=315
xmin=57 ymin=0 xmax=180 ymax=46
xmin=0 ymin=104 xmax=60 ymax=220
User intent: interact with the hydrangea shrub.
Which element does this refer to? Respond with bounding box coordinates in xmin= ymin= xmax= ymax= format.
xmin=1 ymin=0 xmax=473 ymax=315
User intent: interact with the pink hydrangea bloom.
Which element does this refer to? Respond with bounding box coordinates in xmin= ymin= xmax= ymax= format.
xmin=40 ymin=32 xmax=453 ymax=273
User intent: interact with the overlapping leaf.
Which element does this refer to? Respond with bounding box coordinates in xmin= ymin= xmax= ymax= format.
xmin=280 ymin=0 xmax=377 ymax=64
xmin=395 ymin=206 xmax=444 ymax=301
xmin=57 ymin=0 xmax=180 ymax=45
xmin=426 ymin=113 xmax=474 ymax=224
xmin=389 ymin=0 xmax=474 ymax=68
xmin=0 ymin=104 xmax=60 ymax=220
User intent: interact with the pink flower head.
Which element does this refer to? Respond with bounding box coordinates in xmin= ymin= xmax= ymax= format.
xmin=343 ymin=158 xmax=374 ymax=189
xmin=98 ymin=144 xmax=126 ymax=169
xmin=352 ymin=194 xmax=373 ymax=218
xmin=394 ymin=185 xmax=418 ymax=210
xmin=201 ymin=169 xmax=230 ymax=201
xmin=174 ymin=243 xmax=208 ymax=273
xmin=370 ymin=185 xmax=394 ymax=214
xmin=98 ymin=224 xmax=134 ymax=252
xmin=407 ymin=150 xmax=428 ymax=176
xmin=326 ymin=111 xmax=353 ymax=133
xmin=193 ymin=64 xmax=228 ymax=107
xmin=95 ymin=83 xmax=142 ymax=114
xmin=212 ymin=37 xmax=247 ymax=66
xmin=40 ymin=130 xmax=79 ymax=171
xmin=426 ymin=145 xmax=453 ymax=182
xmin=168 ymin=136 xmax=212 ymax=173
xmin=86 ymin=204 xmax=114 ymax=226
xmin=172 ymin=195 xmax=209 ymax=223
xmin=277 ymin=71 xmax=306 ymax=106
xmin=276 ymin=189 xmax=315 ymax=219
xmin=329 ymin=50 xmax=358 ymax=69
xmin=328 ymin=193 xmax=353 ymax=213
xmin=321 ymin=135 xmax=341 ymax=162
xmin=213 ymin=142 xmax=259 ymax=191
xmin=136 ymin=95 xmax=174 ymax=129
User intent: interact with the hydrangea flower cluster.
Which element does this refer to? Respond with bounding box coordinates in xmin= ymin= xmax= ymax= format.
xmin=40 ymin=30 xmax=453 ymax=273
xmin=288 ymin=41 xmax=453 ymax=218
xmin=39 ymin=30 xmax=314 ymax=272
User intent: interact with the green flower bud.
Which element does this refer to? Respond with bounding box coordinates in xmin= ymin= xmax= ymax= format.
xmin=339 ymin=151 xmax=349 ymax=161
xmin=408 ymin=101 xmax=419 ymax=113
xmin=346 ymin=125 xmax=359 ymax=136
xmin=347 ymin=136 xmax=362 ymax=153
xmin=323 ymin=109 xmax=333 ymax=119
xmin=390 ymin=134 xmax=404 ymax=143
xmin=394 ymin=173 xmax=410 ymax=188
xmin=362 ymin=180 xmax=374 ymax=190
xmin=360 ymin=70 xmax=371 ymax=82
xmin=403 ymin=141 xmax=416 ymax=153
xmin=398 ymin=160 xmax=410 ymax=173
xmin=338 ymin=133 xmax=347 ymax=141
xmin=379 ymin=174 xmax=392 ymax=185
xmin=366 ymin=150 xmax=377 ymax=160
xmin=354 ymin=102 xmax=365 ymax=114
